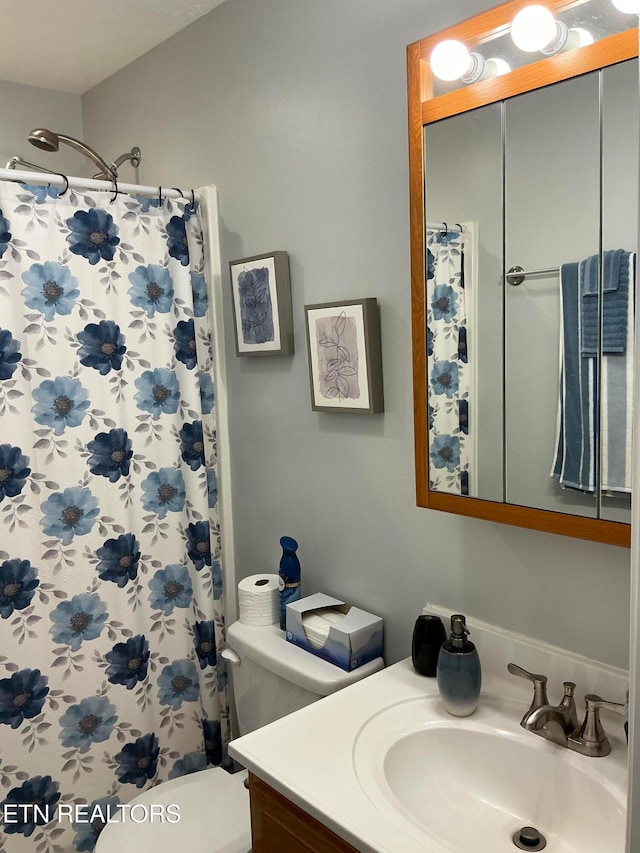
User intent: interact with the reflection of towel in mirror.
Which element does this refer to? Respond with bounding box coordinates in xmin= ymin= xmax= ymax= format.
xmin=552 ymin=262 xmax=595 ymax=492
xmin=601 ymin=253 xmax=635 ymax=493
xmin=581 ymin=249 xmax=629 ymax=355
xmin=552 ymin=254 xmax=636 ymax=493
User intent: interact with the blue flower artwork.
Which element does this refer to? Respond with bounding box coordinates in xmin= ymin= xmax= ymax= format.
xmin=431 ymin=284 xmax=458 ymax=322
xmin=128 ymin=265 xmax=174 ymax=316
xmin=0 ymin=558 xmax=38 ymax=618
xmin=202 ymin=718 xmax=222 ymax=765
xmin=190 ymin=272 xmax=208 ymax=317
xmin=0 ymin=329 xmax=22 ymax=379
xmin=193 ymin=621 xmax=217 ymax=669
xmin=66 ymin=208 xmax=120 ymax=265
xmin=174 ymin=319 xmax=197 ymax=369
xmin=22 ymin=261 xmax=79 ymax=320
xmin=59 ymin=696 xmax=118 ymax=752
xmin=198 ymin=370 xmax=214 ymax=414
xmin=0 ymin=209 xmax=11 ymax=258
xmin=148 ymin=564 xmax=193 ymax=615
xmin=87 ymin=428 xmax=132 ymax=482
xmin=20 ymin=183 xmax=60 ymax=203
xmin=0 ymin=775 xmax=60 ymax=836
xmin=158 ymin=660 xmax=199 ymax=710
xmin=431 ymin=360 xmax=459 ymax=399
xmin=40 ymin=486 xmax=99 ymax=544
xmin=0 ymin=444 xmax=30 ymax=501
xmin=168 ymin=751 xmax=207 ymax=780
xmin=186 ymin=520 xmax=211 ymax=570
xmin=115 ymin=733 xmax=159 ymax=787
xmin=49 ymin=593 xmax=108 ymax=651
xmin=72 ymin=796 xmax=121 ymax=852
xmin=429 ymin=434 xmax=461 ymax=473
xmin=77 ymin=320 xmax=126 ymax=374
xmin=134 ymin=368 xmax=180 ymax=418
xmin=32 ymin=376 xmax=90 ymax=434
xmin=179 ymin=421 xmax=205 ymax=471
xmin=105 ymin=635 xmax=150 ymax=689
xmin=167 ymin=215 xmax=189 ymax=266
xmin=0 ymin=668 xmax=49 ymax=728
xmin=141 ymin=468 xmax=186 ymax=518
xmin=96 ymin=533 xmax=140 ymax=587
xmin=236 ymin=266 xmax=275 ymax=345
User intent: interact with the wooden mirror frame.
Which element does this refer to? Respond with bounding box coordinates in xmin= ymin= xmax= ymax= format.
xmin=407 ymin=0 xmax=638 ymax=548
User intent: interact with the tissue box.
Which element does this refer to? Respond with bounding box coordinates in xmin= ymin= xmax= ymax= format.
xmin=285 ymin=593 xmax=383 ymax=671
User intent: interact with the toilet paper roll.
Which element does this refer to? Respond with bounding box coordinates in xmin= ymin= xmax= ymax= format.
xmin=238 ymin=574 xmax=280 ymax=626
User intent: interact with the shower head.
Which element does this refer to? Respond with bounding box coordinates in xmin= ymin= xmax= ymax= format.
xmin=28 ymin=128 xmax=116 ymax=181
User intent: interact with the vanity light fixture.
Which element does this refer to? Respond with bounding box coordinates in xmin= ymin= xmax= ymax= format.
xmin=511 ymin=4 xmax=566 ymax=53
xmin=485 ymin=57 xmax=511 ymax=76
xmin=610 ymin=0 xmax=640 ymax=13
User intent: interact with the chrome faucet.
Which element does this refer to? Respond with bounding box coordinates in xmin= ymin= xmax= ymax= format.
xmin=508 ymin=663 xmax=626 ymax=757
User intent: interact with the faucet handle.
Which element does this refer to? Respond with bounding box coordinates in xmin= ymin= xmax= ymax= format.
xmin=507 ymin=663 xmax=549 ymax=712
xmin=570 ymin=694 xmax=627 ymax=758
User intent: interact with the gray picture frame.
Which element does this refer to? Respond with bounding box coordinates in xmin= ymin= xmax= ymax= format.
xmin=229 ymin=251 xmax=294 ymax=356
xmin=304 ymin=298 xmax=384 ymax=414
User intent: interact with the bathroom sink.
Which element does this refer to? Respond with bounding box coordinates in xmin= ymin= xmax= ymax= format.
xmin=353 ymin=694 xmax=626 ymax=853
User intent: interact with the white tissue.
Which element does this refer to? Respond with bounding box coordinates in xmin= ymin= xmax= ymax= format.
xmin=238 ymin=574 xmax=279 ymax=626
xmin=301 ymin=607 xmax=346 ymax=649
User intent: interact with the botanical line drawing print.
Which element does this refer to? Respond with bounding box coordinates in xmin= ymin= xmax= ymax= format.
xmin=237 ymin=266 xmax=275 ymax=345
xmin=315 ymin=311 xmax=360 ymax=401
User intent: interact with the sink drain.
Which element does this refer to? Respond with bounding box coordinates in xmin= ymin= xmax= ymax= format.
xmin=512 ymin=826 xmax=547 ymax=850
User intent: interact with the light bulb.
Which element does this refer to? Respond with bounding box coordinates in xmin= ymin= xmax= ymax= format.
xmin=485 ymin=57 xmax=511 ymax=77
xmin=610 ymin=0 xmax=640 ymax=12
xmin=565 ymin=27 xmax=594 ymax=50
xmin=430 ymin=39 xmax=473 ymax=82
xmin=511 ymin=5 xmax=558 ymax=52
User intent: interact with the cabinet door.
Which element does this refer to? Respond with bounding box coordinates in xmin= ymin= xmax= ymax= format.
xmin=248 ymin=774 xmax=359 ymax=853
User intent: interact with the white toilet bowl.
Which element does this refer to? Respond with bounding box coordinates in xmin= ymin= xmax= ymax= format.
xmin=95 ymin=766 xmax=251 ymax=853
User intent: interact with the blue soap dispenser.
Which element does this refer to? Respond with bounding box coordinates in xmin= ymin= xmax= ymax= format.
xmin=436 ymin=614 xmax=481 ymax=717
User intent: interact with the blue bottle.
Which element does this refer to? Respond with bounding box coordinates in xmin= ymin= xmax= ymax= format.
xmin=278 ymin=536 xmax=301 ymax=630
xmin=436 ymin=614 xmax=482 ymax=716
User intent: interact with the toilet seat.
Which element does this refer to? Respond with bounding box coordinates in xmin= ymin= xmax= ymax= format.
xmin=95 ymin=767 xmax=251 ymax=853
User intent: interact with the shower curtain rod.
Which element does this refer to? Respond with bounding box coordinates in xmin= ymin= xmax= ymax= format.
xmin=0 ymin=167 xmax=188 ymax=200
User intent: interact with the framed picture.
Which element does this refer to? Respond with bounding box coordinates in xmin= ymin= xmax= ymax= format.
xmin=229 ymin=251 xmax=294 ymax=356
xmin=304 ymin=298 xmax=384 ymax=414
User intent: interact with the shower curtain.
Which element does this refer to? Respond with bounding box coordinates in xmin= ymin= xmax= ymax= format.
xmin=0 ymin=180 xmax=228 ymax=853
xmin=426 ymin=227 xmax=471 ymax=496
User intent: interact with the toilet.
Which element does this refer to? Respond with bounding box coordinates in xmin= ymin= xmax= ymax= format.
xmin=96 ymin=620 xmax=384 ymax=853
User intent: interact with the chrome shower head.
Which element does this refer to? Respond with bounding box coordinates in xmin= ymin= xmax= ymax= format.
xmin=27 ymin=128 xmax=116 ymax=181
xmin=28 ymin=128 xmax=59 ymax=152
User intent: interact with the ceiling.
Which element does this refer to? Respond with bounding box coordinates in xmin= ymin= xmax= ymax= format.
xmin=0 ymin=0 xmax=227 ymax=95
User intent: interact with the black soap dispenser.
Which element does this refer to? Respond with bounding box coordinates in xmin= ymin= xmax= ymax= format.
xmin=436 ymin=614 xmax=482 ymax=717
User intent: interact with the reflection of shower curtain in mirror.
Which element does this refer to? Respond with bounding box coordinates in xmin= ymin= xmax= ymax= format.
xmin=426 ymin=227 xmax=471 ymax=495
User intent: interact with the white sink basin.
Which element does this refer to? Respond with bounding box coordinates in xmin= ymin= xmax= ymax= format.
xmin=353 ymin=694 xmax=626 ymax=853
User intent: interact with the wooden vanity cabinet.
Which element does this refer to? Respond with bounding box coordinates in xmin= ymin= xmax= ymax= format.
xmin=248 ymin=773 xmax=360 ymax=853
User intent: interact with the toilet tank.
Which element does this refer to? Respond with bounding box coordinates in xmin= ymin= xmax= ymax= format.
xmin=226 ymin=621 xmax=384 ymax=735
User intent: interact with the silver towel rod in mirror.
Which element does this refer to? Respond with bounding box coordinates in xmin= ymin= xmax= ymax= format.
xmin=507 ymin=265 xmax=560 ymax=286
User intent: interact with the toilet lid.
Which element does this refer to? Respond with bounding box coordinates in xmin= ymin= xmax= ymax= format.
xmin=95 ymin=767 xmax=251 ymax=853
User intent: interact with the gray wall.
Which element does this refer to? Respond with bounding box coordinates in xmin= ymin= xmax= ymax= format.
xmin=79 ymin=0 xmax=631 ymax=668
xmin=0 ymin=79 xmax=83 ymax=176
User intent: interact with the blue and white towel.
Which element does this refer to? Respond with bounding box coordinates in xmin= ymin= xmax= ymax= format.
xmin=552 ymin=253 xmax=636 ymax=493
xmin=581 ymin=249 xmax=630 ymax=355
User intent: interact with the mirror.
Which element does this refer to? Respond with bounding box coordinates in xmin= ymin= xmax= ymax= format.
xmin=408 ymin=0 xmax=638 ymax=546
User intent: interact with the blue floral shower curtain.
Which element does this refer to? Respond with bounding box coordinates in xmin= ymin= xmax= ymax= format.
xmin=426 ymin=227 xmax=470 ymax=495
xmin=0 ymin=181 xmax=228 ymax=853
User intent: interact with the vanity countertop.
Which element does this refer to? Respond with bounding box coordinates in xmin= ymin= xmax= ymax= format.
xmin=228 ymin=656 xmax=628 ymax=853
